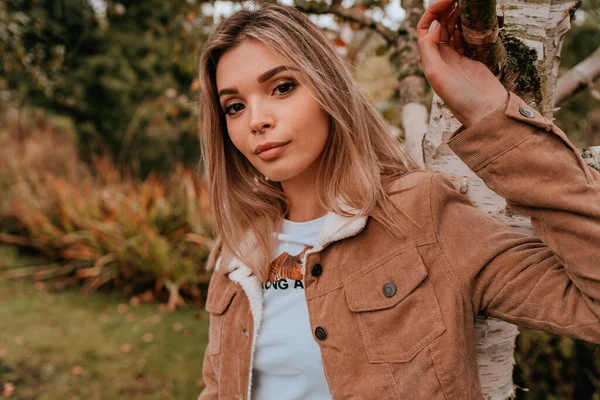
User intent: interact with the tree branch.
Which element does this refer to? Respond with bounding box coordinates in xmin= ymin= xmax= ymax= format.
xmin=554 ymin=46 xmax=600 ymax=106
xmin=459 ymin=0 xmax=506 ymax=75
xmin=295 ymin=0 xmax=406 ymax=46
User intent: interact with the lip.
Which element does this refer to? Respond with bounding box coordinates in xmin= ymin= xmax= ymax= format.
xmin=255 ymin=141 xmax=290 ymax=161
xmin=254 ymin=141 xmax=290 ymax=155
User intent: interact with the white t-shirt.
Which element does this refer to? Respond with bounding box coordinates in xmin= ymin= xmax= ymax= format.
xmin=251 ymin=215 xmax=332 ymax=400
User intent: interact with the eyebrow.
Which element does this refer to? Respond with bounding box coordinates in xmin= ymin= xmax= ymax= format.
xmin=218 ymin=65 xmax=298 ymax=98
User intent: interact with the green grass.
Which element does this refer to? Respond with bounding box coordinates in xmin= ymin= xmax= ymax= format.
xmin=0 ymin=246 xmax=209 ymax=400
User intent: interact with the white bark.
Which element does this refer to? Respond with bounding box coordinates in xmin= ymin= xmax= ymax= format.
xmin=402 ymin=102 xmax=428 ymax=168
xmin=583 ymin=146 xmax=600 ymax=171
xmin=554 ymin=46 xmax=600 ymax=106
xmin=422 ymin=2 xmax=579 ymax=398
xmin=399 ymin=0 xmax=427 ymax=168
xmin=499 ymin=0 xmax=580 ymax=117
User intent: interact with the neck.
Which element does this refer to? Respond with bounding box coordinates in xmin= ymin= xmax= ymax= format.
xmin=280 ymin=161 xmax=327 ymax=222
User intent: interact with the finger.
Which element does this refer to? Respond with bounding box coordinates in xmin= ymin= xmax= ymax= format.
xmin=453 ymin=22 xmax=465 ymax=55
xmin=446 ymin=4 xmax=460 ymax=42
xmin=417 ymin=22 xmax=449 ymax=76
xmin=416 ymin=0 xmax=457 ymax=41
xmin=438 ymin=0 xmax=458 ymax=43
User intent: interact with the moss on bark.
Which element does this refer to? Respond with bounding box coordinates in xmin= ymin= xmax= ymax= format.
xmin=500 ymin=31 xmax=543 ymax=106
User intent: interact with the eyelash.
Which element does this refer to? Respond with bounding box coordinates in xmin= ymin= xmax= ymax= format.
xmin=223 ymin=78 xmax=298 ymax=116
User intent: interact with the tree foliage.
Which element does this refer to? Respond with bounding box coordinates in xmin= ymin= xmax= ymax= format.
xmin=1 ymin=0 xmax=211 ymax=176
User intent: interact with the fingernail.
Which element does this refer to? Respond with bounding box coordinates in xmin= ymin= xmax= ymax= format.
xmin=428 ymin=20 xmax=439 ymax=33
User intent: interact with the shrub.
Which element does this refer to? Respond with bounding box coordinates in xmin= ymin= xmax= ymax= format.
xmin=0 ymin=108 xmax=213 ymax=310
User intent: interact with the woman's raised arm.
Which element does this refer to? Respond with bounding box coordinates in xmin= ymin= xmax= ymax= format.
xmin=416 ymin=0 xmax=600 ymax=342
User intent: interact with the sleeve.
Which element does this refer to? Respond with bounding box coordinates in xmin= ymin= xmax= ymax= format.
xmin=431 ymin=91 xmax=600 ymax=343
xmin=197 ymin=252 xmax=223 ymax=400
xmin=197 ymin=316 xmax=219 ymax=399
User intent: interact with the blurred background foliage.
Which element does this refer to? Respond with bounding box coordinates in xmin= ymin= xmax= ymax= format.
xmin=1 ymin=0 xmax=209 ymax=176
xmin=0 ymin=0 xmax=599 ymax=399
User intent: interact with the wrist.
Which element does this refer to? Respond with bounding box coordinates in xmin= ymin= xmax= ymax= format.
xmin=464 ymin=91 xmax=509 ymax=128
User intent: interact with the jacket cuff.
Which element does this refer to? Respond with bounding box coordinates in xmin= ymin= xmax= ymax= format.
xmin=447 ymin=92 xmax=554 ymax=172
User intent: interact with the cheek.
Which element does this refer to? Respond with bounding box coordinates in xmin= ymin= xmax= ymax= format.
xmin=292 ymin=96 xmax=330 ymax=145
xmin=225 ymin=121 xmax=250 ymax=156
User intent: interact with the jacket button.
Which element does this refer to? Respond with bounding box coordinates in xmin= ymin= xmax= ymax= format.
xmin=242 ymin=329 xmax=249 ymax=336
xmin=314 ymin=326 xmax=327 ymax=341
xmin=519 ymin=107 xmax=535 ymax=118
xmin=311 ymin=263 xmax=323 ymax=277
xmin=382 ymin=282 xmax=397 ymax=297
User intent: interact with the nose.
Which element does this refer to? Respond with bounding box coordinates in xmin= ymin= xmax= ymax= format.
xmin=248 ymin=100 xmax=275 ymax=135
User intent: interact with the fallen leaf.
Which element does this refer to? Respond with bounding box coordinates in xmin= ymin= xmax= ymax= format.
xmin=129 ymin=296 xmax=140 ymax=307
xmin=142 ymin=333 xmax=154 ymax=343
xmin=120 ymin=344 xmax=132 ymax=354
xmin=197 ymin=378 xmax=205 ymax=388
xmin=0 ymin=346 xmax=7 ymax=358
xmin=150 ymin=314 xmax=161 ymax=324
xmin=136 ymin=373 xmax=147 ymax=384
xmin=184 ymin=330 xmax=192 ymax=337
xmin=72 ymin=366 xmax=83 ymax=376
xmin=193 ymin=312 xmax=204 ymax=320
xmin=139 ymin=290 xmax=155 ymax=303
xmin=117 ymin=304 xmax=128 ymax=313
xmin=126 ymin=313 xmax=136 ymax=322
xmin=45 ymin=317 xmax=56 ymax=326
xmin=158 ymin=304 xmax=168 ymax=313
xmin=3 ymin=382 xmax=15 ymax=397
xmin=172 ymin=322 xmax=183 ymax=332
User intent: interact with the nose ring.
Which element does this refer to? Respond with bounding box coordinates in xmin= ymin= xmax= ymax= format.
xmin=253 ymin=126 xmax=266 ymax=134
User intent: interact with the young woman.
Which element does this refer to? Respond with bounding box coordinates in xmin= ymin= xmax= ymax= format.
xmin=197 ymin=1 xmax=600 ymax=399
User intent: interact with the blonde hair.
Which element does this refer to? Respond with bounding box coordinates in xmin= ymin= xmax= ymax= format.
xmin=198 ymin=2 xmax=417 ymax=280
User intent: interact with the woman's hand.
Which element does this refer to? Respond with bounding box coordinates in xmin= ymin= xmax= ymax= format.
xmin=416 ymin=0 xmax=509 ymax=128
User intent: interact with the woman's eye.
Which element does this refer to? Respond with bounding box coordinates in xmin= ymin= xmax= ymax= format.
xmin=274 ymin=80 xmax=296 ymax=95
xmin=225 ymin=103 xmax=244 ymax=115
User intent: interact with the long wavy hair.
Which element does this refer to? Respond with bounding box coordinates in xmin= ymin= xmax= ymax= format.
xmin=198 ymin=2 xmax=417 ymax=280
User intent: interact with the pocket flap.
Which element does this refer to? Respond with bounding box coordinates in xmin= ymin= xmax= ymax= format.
xmin=345 ymin=247 xmax=427 ymax=312
xmin=205 ymin=272 xmax=238 ymax=314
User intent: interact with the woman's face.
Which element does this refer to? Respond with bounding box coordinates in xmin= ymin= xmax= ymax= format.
xmin=216 ymin=39 xmax=330 ymax=183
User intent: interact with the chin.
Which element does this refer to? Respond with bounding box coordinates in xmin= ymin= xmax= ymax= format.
xmin=258 ymin=164 xmax=304 ymax=183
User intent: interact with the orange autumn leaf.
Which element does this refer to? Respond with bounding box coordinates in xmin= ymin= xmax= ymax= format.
xmin=333 ymin=37 xmax=346 ymax=47
xmin=190 ymin=78 xmax=201 ymax=91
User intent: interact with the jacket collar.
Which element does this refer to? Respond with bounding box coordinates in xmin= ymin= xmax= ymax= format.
xmin=218 ymin=206 xmax=368 ymax=275
xmin=213 ymin=207 xmax=368 ymax=400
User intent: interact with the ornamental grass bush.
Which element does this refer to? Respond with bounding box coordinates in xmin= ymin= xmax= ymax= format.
xmin=0 ymin=108 xmax=213 ymax=310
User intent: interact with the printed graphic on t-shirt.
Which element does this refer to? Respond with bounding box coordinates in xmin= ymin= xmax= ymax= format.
xmin=264 ymin=245 xmax=312 ymax=290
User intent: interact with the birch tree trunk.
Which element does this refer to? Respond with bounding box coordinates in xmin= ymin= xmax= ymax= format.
xmin=423 ymin=1 xmax=581 ymax=398
xmin=398 ymin=0 xmax=428 ymax=168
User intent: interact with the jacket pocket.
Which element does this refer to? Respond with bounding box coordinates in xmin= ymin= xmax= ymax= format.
xmin=344 ymin=247 xmax=445 ymax=363
xmin=205 ymin=273 xmax=238 ymax=356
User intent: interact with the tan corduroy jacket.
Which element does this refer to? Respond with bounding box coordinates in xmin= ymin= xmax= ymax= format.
xmin=198 ymin=92 xmax=600 ymax=400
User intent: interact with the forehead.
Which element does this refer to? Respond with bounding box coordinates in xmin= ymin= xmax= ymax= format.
xmin=216 ymin=40 xmax=288 ymax=89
